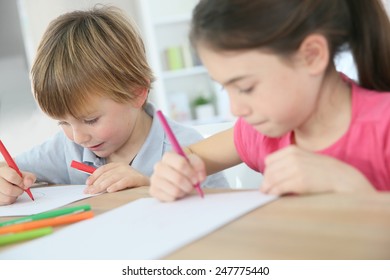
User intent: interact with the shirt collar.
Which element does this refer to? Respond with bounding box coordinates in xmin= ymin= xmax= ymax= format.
xmin=80 ymin=102 xmax=165 ymax=175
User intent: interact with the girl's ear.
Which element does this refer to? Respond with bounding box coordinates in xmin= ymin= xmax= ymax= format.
xmin=298 ymin=34 xmax=329 ymax=76
xmin=132 ymin=87 xmax=149 ymax=108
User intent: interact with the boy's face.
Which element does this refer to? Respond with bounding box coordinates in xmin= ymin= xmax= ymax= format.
xmin=56 ymin=95 xmax=141 ymax=158
xmin=197 ymin=45 xmax=322 ymax=137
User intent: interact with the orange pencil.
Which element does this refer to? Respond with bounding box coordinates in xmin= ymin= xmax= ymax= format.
xmin=0 ymin=211 xmax=94 ymax=235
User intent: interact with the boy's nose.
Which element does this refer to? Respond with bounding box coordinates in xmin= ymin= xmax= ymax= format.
xmin=72 ymin=129 xmax=90 ymax=146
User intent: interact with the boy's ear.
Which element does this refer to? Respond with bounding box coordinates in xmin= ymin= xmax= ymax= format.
xmin=298 ymin=33 xmax=329 ymax=75
xmin=132 ymin=87 xmax=149 ymax=108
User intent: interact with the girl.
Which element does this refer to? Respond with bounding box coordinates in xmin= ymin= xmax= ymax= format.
xmin=0 ymin=6 xmax=227 ymax=205
xmin=150 ymin=0 xmax=390 ymax=201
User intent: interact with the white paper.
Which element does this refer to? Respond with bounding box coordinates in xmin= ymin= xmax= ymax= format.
xmin=0 ymin=185 xmax=95 ymax=217
xmin=0 ymin=190 xmax=277 ymax=260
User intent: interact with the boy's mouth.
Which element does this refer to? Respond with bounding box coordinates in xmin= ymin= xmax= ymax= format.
xmin=88 ymin=143 xmax=104 ymax=151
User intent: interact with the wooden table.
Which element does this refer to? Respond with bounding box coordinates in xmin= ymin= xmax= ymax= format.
xmin=1 ymin=187 xmax=390 ymax=259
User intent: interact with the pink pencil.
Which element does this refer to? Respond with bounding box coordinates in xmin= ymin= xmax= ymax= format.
xmin=156 ymin=110 xmax=204 ymax=198
xmin=0 ymin=140 xmax=35 ymax=201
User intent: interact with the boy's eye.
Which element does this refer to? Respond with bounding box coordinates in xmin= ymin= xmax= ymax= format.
xmin=83 ymin=118 xmax=99 ymax=125
xmin=57 ymin=121 xmax=69 ymax=126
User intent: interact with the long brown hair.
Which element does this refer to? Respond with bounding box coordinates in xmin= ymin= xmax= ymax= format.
xmin=31 ymin=6 xmax=155 ymax=119
xmin=190 ymin=0 xmax=390 ymax=91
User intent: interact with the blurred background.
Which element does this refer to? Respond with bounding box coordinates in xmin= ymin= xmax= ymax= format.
xmin=0 ymin=0 xmax=388 ymax=156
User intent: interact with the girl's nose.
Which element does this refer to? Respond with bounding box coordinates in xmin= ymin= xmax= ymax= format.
xmin=229 ymin=94 xmax=251 ymax=117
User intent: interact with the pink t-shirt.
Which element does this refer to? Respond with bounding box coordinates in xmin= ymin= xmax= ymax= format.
xmin=234 ymin=76 xmax=390 ymax=191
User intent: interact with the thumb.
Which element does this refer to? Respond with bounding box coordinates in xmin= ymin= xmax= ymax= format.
xmin=187 ymin=153 xmax=206 ymax=183
xmin=22 ymin=172 xmax=36 ymax=189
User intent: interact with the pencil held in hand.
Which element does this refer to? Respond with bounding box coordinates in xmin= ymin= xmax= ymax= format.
xmin=0 ymin=140 xmax=35 ymax=201
xmin=156 ymin=110 xmax=204 ymax=198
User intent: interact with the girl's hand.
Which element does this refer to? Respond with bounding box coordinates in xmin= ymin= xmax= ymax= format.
xmin=84 ymin=162 xmax=150 ymax=194
xmin=261 ymin=145 xmax=375 ymax=195
xmin=149 ymin=151 xmax=206 ymax=202
xmin=0 ymin=166 xmax=36 ymax=205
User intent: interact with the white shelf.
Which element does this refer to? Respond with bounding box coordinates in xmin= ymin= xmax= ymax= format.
xmin=162 ymin=65 xmax=207 ymax=79
xmin=138 ymin=0 xmax=231 ymax=125
xmin=153 ymin=14 xmax=191 ymax=26
xmin=183 ymin=115 xmax=232 ymax=126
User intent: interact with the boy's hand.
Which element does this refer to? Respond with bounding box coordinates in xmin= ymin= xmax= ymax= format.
xmin=149 ymin=151 xmax=206 ymax=202
xmin=84 ymin=162 xmax=150 ymax=194
xmin=261 ymin=145 xmax=375 ymax=195
xmin=0 ymin=166 xmax=36 ymax=205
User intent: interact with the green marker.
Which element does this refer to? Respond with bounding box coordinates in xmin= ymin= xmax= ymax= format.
xmin=0 ymin=227 xmax=53 ymax=246
xmin=0 ymin=204 xmax=91 ymax=227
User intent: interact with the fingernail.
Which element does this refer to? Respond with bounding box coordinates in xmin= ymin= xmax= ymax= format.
xmin=191 ymin=177 xmax=198 ymax=185
xmin=25 ymin=178 xmax=34 ymax=188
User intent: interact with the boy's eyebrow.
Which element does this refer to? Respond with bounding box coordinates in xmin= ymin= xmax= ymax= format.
xmin=76 ymin=110 xmax=100 ymax=120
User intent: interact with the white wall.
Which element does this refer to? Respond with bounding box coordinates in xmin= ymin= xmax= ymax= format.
xmin=0 ymin=0 xmax=24 ymax=58
xmin=17 ymin=0 xmax=139 ymax=69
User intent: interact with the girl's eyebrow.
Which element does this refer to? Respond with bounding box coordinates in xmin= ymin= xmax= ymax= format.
xmin=220 ymin=75 xmax=250 ymax=87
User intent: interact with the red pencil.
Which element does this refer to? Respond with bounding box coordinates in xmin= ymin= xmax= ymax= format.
xmin=70 ymin=160 xmax=97 ymax=175
xmin=0 ymin=140 xmax=35 ymax=201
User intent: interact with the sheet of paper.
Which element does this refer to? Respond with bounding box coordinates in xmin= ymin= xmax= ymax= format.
xmin=0 ymin=190 xmax=277 ymax=260
xmin=0 ymin=185 xmax=95 ymax=217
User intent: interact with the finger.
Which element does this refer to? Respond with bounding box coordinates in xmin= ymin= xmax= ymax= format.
xmin=150 ymin=174 xmax=187 ymax=202
xmin=85 ymin=165 xmax=108 ymax=186
xmin=106 ymin=173 xmax=149 ymax=193
xmin=1 ymin=168 xmax=24 ymax=187
xmin=22 ymin=172 xmax=37 ymax=189
xmin=154 ymin=161 xmax=194 ymax=193
xmin=187 ymin=154 xmax=207 ymax=183
xmin=262 ymin=163 xmax=305 ymax=195
xmin=0 ymin=194 xmax=18 ymax=206
xmin=0 ymin=178 xmax=24 ymax=205
xmin=163 ymin=152 xmax=199 ymax=185
xmin=262 ymin=156 xmax=293 ymax=193
xmin=85 ymin=176 xmax=112 ymax=194
xmin=149 ymin=185 xmax=177 ymax=202
xmin=264 ymin=145 xmax=302 ymax=166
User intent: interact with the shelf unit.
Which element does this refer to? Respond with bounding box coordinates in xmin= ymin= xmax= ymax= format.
xmin=136 ymin=0 xmax=234 ymax=124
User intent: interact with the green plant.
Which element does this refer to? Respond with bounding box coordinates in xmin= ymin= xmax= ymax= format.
xmin=192 ymin=95 xmax=210 ymax=107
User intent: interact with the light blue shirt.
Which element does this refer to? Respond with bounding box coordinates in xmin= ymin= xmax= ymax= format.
xmin=15 ymin=103 xmax=229 ymax=188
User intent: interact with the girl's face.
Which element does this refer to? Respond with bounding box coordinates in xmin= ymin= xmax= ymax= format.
xmin=57 ymin=96 xmax=141 ymax=158
xmin=198 ymin=46 xmax=322 ymax=137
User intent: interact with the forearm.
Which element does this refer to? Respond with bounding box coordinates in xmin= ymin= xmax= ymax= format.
xmin=186 ymin=128 xmax=242 ymax=175
xmin=333 ymin=166 xmax=377 ymax=193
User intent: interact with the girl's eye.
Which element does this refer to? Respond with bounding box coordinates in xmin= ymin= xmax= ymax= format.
xmin=84 ymin=118 xmax=99 ymax=125
xmin=238 ymin=86 xmax=254 ymax=94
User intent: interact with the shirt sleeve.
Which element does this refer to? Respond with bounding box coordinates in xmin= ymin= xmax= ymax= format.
xmin=15 ymin=132 xmax=72 ymax=184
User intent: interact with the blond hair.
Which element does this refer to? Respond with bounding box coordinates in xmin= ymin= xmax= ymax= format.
xmin=31 ymin=6 xmax=154 ymax=119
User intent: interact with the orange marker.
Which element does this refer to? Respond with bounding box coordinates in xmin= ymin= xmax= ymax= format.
xmin=0 ymin=211 xmax=94 ymax=235
xmin=0 ymin=140 xmax=34 ymax=201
